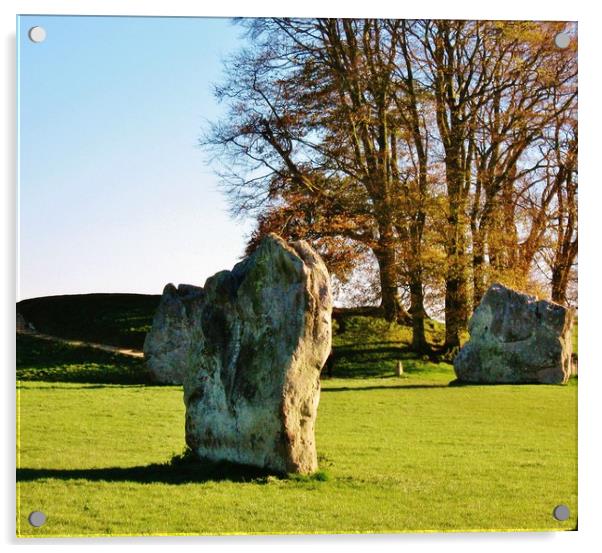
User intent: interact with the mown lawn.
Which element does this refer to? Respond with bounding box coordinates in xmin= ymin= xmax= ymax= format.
xmin=17 ymin=377 xmax=577 ymax=536
xmin=16 ymin=334 xmax=149 ymax=385
xmin=16 ymin=313 xmax=578 ymax=536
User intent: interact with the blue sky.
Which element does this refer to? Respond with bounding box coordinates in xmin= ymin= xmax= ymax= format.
xmin=17 ymin=15 xmax=252 ymax=300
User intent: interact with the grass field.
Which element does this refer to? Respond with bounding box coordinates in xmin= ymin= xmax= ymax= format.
xmin=16 ymin=298 xmax=578 ymax=536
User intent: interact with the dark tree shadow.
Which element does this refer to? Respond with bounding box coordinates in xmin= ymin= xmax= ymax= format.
xmin=447 ymin=378 xmax=575 ymax=387
xmin=335 ymin=341 xmax=409 ymax=351
xmin=17 ymin=459 xmax=282 ymax=485
xmin=448 ymin=378 xmax=485 ymax=387
xmin=16 ymin=334 xmax=156 ymax=386
xmin=16 ymin=383 xmax=150 ymax=391
xmin=333 ymin=345 xmax=408 ymax=359
xmin=322 ymin=383 xmax=451 ymax=393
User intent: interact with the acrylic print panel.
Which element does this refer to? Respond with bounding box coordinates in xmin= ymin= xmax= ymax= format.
xmin=16 ymin=15 xmax=578 ymax=537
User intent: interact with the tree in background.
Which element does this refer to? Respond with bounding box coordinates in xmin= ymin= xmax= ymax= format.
xmin=204 ymin=18 xmax=578 ymax=352
xmin=204 ymin=19 xmax=426 ymax=339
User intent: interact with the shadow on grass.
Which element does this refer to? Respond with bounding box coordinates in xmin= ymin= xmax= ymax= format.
xmin=334 ymin=343 xmax=409 ymax=354
xmin=322 ymin=383 xmax=451 ymax=392
xmin=17 ymin=334 xmax=153 ymax=386
xmin=16 ymin=383 xmax=152 ymax=391
xmin=328 ymin=339 xmax=452 ymax=379
xmin=447 ymin=378 xmax=577 ymax=387
xmin=17 ymin=459 xmax=282 ymax=485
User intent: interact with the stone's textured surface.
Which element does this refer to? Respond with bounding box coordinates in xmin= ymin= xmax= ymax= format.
xmin=454 ymin=283 xmax=574 ymax=384
xmin=184 ymin=235 xmax=332 ymax=474
xmin=143 ymin=283 xmax=204 ymax=384
xmin=144 ymin=234 xmax=332 ymax=473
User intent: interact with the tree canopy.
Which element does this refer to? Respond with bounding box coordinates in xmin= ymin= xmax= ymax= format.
xmin=204 ymin=18 xmax=577 ymax=352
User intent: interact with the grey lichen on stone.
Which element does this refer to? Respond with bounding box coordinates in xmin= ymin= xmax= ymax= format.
xmin=144 ymin=234 xmax=332 ymax=474
xmin=453 ymin=283 xmax=574 ymax=384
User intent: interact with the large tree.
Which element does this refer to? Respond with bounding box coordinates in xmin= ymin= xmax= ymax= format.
xmin=401 ymin=20 xmax=577 ymax=347
xmin=469 ymin=22 xmax=577 ymax=304
xmin=204 ymin=18 xmax=578 ymax=351
xmin=204 ymin=18 xmax=430 ymax=334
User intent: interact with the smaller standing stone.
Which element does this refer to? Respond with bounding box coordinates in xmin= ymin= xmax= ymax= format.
xmin=454 ymin=283 xmax=574 ymax=384
xmin=143 ymin=283 xmax=204 ymax=384
xmin=395 ymin=360 xmax=404 ymax=376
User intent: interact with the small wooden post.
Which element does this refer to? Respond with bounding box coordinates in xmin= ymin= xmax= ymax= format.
xmin=395 ymin=360 xmax=404 ymax=377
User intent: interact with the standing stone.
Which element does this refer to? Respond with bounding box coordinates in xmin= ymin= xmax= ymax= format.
xmin=143 ymin=283 xmax=205 ymax=384
xmin=454 ymin=283 xmax=574 ymax=384
xmin=145 ymin=234 xmax=332 ymax=474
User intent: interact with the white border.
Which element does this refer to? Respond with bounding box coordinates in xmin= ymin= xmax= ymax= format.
xmin=3 ymin=1 xmax=600 ymax=552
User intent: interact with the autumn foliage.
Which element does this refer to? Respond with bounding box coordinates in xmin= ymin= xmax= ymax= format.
xmin=204 ymin=19 xmax=577 ymax=352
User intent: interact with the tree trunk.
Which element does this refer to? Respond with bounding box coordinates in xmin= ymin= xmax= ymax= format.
xmin=444 ymin=196 xmax=470 ymax=350
xmin=444 ymin=271 xmax=469 ymax=350
xmin=550 ymin=159 xmax=577 ymax=306
xmin=551 ymin=266 xmax=567 ymax=305
xmin=551 ymin=239 xmax=577 ymax=305
xmin=409 ymin=274 xmax=428 ymax=352
xmin=407 ymin=215 xmax=428 ymax=351
xmin=472 ymin=227 xmax=487 ymax=307
xmin=374 ymin=244 xmax=410 ymax=324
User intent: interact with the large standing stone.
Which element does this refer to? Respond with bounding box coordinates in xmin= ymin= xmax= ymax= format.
xmin=144 ymin=234 xmax=332 ymax=474
xmin=454 ymin=283 xmax=574 ymax=384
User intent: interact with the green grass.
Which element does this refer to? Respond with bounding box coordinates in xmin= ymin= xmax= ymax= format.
xmin=16 ymin=312 xmax=577 ymax=536
xmin=330 ymin=315 xmax=451 ymax=379
xmin=17 ymin=376 xmax=577 ymax=536
xmin=16 ymin=334 xmax=149 ymax=385
xmin=17 ymin=293 xmax=160 ymax=349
